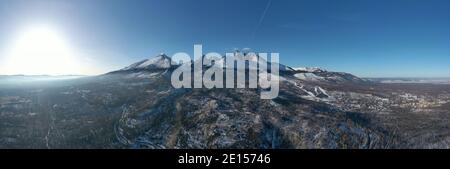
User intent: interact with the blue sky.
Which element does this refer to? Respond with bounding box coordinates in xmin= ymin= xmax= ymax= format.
xmin=0 ymin=0 xmax=449 ymax=77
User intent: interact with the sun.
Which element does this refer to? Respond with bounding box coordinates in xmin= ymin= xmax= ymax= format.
xmin=2 ymin=25 xmax=81 ymax=75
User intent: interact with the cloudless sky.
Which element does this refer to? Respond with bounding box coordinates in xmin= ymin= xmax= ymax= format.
xmin=0 ymin=0 xmax=449 ymax=77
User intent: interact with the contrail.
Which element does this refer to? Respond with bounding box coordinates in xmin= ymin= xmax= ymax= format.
xmin=258 ymin=0 xmax=272 ymax=26
xmin=251 ymin=0 xmax=272 ymax=41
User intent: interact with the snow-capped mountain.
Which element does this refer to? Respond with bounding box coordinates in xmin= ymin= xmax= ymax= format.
xmin=294 ymin=67 xmax=325 ymax=73
xmin=109 ymin=52 xmax=364 ymax=102
xmin=292 ymin=67 xmax=366 ymax=84
xmin=111 ymin=52 xmax=364 ymax=85
xmin=121 ymin=53 xmax=175 ymax=71
xmin=120 ymin=51 xmax=295 ymax=72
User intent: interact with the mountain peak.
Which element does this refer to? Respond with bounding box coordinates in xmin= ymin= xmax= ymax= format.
xmin=122 ymin=54 xmax=174 ymax=71
xmin=294 ymin=67 xmax=326 ymax=73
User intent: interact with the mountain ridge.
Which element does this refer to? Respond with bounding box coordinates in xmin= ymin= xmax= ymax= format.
xmin=108 ymin=53 xmax=366 ymax=85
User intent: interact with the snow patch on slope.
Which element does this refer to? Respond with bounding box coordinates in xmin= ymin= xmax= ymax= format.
xmin=294 ymin=67 xmax=325 ymax=73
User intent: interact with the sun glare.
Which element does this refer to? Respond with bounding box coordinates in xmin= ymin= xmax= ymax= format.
xmin=2 ymin=25 xmax=81 ymax=75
